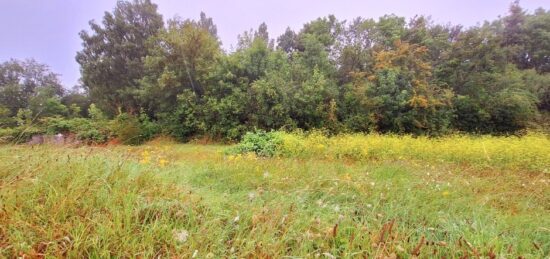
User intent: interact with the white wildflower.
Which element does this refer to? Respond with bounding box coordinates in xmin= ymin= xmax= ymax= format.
xmin=248 ymin=192 xmax=256 ymax=201
xmin=173 ymin=229 xmax=189 ymax=243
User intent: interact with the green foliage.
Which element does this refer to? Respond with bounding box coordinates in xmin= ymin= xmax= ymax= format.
xmin=0 ymin=105 xmax=15 ymax=128
xmin=249 ymin=66 xmax=294 ymax=130
xmin=520 ymin=69 xmax=550 ymax=111
xmin=366 ymin=41 xmax=453 ymax=135
xmin=29 ymin=95 xmax=68 ymax=118
xmin=0 ymin=59 xmax=65 ymax=117
xmin=0 ymin=127 xmax=16 ymax=143
xmin=16 ymin=109 xmax=34 ymax=126
xmin=140 ymin=15 xmax=220 ymax=115
xmin=88 ymin=103 xmax=106 ymax=121
xmin=227 ymin=131 xmax=283 ymax=157
xmin=76 ymin=0 xmax=164 ymax=115
xmin=0 ymin=125 xmax=45 ymax=144
xmin=156 ymin=92 xmax=204 ymax=141
xmin=2 ymin=1 xmax=549 ymax=143
xmin=452 ymin=95 xmax=491 ymax=133
xmin=111 ymin=112 xmax=159 ymax=145
xmin=62 ymin=89 xmax=91 ymax=117
xmin=490 ymin=89 xmax=537 ymax=134
xmin=111 ymin=114 xmax=143 ymax=145
xmin=138 ymin=112 xmax=161 ymax=142
xmin=44 ymin=117 xmax=109 ymax=143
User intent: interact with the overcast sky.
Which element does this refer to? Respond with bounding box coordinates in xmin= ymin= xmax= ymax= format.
xmin=0 ymin=0 xmax=548 ymax=88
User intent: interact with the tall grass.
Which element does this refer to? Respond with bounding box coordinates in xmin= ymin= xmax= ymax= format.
xmin=0 ymin=134 xmax=549 ymax=257
xmin=0 ymin=147 xmax=201 ymax=257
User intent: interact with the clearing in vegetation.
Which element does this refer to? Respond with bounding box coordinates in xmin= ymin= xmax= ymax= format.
xmin=0 ymin=133 xmax=549 ymax=258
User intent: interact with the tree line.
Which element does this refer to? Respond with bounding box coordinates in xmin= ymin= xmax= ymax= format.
xmin=1 ymin=0 xmax=549 ymax=142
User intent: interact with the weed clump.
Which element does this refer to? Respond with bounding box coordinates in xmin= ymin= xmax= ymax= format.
xmin=226 ymin=131 xmax=283 ymax=157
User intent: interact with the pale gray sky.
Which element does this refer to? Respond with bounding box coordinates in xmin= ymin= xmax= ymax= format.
xmin=0 ymin=0 xmax=548 ymax=87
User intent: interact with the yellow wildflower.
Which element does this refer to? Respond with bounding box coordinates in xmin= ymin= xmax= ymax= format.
xmin=245 ymin=152 xmax=257 ymax=160
xmin=343 ymin=173 xmax=352 ymax=181
xmin=139 ymin=158 xmax=150 ymax=164
xmin=159 ymin=159 xmax=168 ymax=167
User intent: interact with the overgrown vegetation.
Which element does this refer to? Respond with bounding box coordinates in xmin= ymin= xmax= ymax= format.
xmin=230 ymin=131 xmax=550 ymax=171
xmin=226 ymin=131 xmax=283 ymax=157
xmin=0 ymin=108 xmax=159 ymax=145
xmin=1 ymin=1 xmax=549 ymax=257
xmin=1 ymin=135 xmax=548 ymax=257
xmin=1 ymin=0 xmax=549 ymax=142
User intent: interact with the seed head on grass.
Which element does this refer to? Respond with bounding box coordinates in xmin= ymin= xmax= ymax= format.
xmin=173 ymin=229 xmax=189 ymax=243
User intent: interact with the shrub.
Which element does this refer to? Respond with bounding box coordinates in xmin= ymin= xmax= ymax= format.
xmin=489 ymin=89 xmax=537 ymax=134
xmin=0 ymin=128 xmax=16 ymax=143
xmin=45 ymin=116 xmax=77 ymax=134
xmin=139 ymin=113 xmax=161 ymax=141
xmin=44 ymin=117 xmax=109 ymax=143
xmin=111 ymin=114 xmax=142 ymax=145
xmin=227 ymin=131 xmax=283 ymax=157
xmin=0 ymin=125 xmax=46 ymax=144
xmin=111 ymin=113 xmax=159 ymax=145
xmin=156 ymin=110 xmax=201 ymax=142
xmin=0 ymin=105 xmax=16 ymax=128
xmin=452 ymin=95 xmax=492 ymax=133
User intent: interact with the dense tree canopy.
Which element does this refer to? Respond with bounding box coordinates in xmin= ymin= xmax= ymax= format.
xmin=2 ymin=0 xmax=549 ymax=141
xmin=75 ymin=0 xmax=164 ymax=115
xmin=0 ymin=59 xmax=66 ymax=126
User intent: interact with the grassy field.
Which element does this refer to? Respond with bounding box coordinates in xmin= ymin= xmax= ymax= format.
xmin=0 ymin=134 xmax=549 ymax=258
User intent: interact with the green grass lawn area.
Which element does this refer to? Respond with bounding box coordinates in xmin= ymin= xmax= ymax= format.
xmin=0 ymin=138 xmax=549 ymax=258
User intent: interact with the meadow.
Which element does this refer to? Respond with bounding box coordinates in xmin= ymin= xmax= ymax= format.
xmin=0 ymin=133 xmax=549 ymax=258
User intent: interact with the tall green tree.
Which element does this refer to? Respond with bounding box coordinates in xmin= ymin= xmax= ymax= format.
xmin=374 ymin=15 xmax=406 ymax=48
xmin=141 ymin=16 xmax=220 ymax=114
xmin=277 ymin=27 xmax=298 ymax=54
xmin=0 ymin=59 xmax=65 ymax=119
xmin=502 ymin=1 xmax=528 ymax=68
xmin=198 ymin=11 xmax=219 ymax=40
xmin=368 ymin=41 xmax=453 ymax=134
xmin=249 ymin=53 xmax=294 ymax=130
xmin=334 ymin=17 xmax=376 ymax=84
xmin=76 ymin=0 xmax=163 ymax=115
xmin=522 ymin=8 xmax=550 ymax=73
